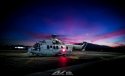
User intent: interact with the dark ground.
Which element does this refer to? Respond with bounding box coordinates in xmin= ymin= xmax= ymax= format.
xmin=0 ymin=50 xmax=125 ymax=76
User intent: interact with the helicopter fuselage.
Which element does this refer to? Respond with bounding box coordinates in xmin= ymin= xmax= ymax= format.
xmin=27 ymin=39 xmax=73 ymax=56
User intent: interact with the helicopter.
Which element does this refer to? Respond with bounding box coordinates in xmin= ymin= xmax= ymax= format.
xmin=27 ymin=34 xmax=87 ymax=56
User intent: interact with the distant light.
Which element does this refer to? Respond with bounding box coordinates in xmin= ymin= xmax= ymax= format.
xmin=15 ymin=46 xmax=24 ymax=49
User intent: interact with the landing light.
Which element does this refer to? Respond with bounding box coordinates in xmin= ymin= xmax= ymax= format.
xmin=62 ymin=48 xmax=66 ymax=52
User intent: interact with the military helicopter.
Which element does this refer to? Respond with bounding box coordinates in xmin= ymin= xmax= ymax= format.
xmin=27 ymin=34 xmax=87 ymax=56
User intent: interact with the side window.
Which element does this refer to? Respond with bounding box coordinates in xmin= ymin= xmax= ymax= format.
xmin=61 ymin=46 xmax=63 ymax=48
xmin=56 ymin=46 xmax=58 ymax=49
xmin=53 ymin=46 xmax=55 ymax=49
xmin=66 ymin=46 xmax=68 ymax=49
xmin=47 ymin=45 xmax=49 ymax=49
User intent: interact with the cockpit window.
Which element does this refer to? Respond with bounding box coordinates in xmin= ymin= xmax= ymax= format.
xmin=52 ymin=40 xmax=63 ymax=44
xmin=55 ymin=40 xmax=61 ymax=44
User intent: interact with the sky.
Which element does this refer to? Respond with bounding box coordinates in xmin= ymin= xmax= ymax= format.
xmin=0 ymin=0 xmax=125 ymax=47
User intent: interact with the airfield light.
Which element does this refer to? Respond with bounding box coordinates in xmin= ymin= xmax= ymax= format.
xmin=15 ymin=46 xmax=24 ymax=49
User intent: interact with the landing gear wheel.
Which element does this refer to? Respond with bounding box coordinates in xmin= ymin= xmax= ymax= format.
xmin=62 ymin=54 xmax=66 ymax=56
xmin=27 ymin=52 xmax=33 ymax=56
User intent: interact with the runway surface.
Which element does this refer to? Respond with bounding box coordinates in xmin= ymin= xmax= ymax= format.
xmin=0 ymin=50 xmax=124 ymax=76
